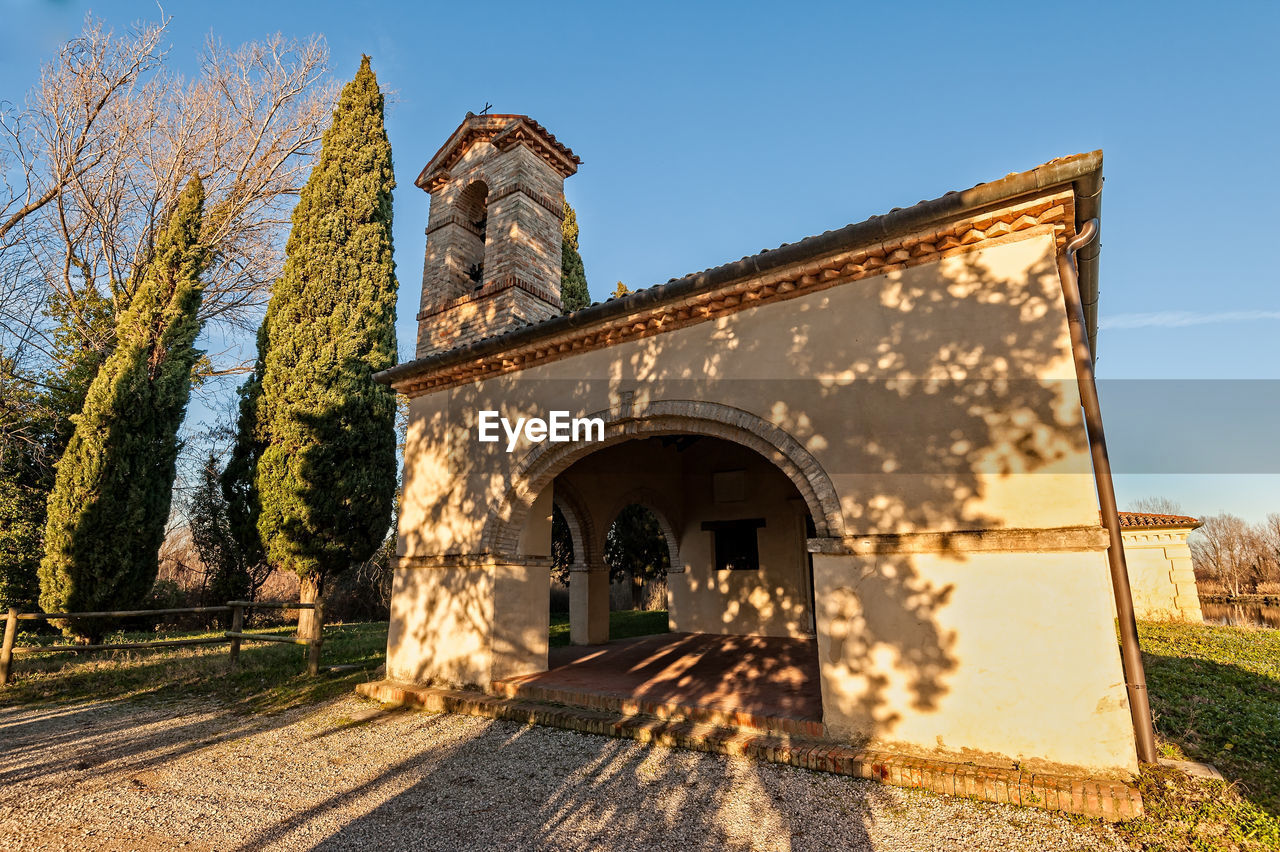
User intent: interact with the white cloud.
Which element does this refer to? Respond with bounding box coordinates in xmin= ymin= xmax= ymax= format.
xmin=1102 ymin=310 xmax=1280 ymax=330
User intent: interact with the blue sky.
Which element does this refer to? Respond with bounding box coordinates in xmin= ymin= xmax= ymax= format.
xmin=3 ymin=0 xmax=1278 ymax=521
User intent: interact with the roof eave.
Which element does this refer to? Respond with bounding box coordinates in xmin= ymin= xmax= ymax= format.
xmin=380 ymin=151 xmax=1104 ymax=388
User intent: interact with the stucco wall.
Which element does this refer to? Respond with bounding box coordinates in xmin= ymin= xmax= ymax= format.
xmin=1122 ymin=528 xmax=1203 ymax=621
xmin=667 ymin=439 xmax=813 ymax=638
xmin=386 ymin=559 xmax=550 ymax=686
xmin=396 ymin=232 xmax=1098 ymax=560
xmin=813 ymin=549 xmax=1137 ymax=778
xmin=387 ymin=563 xmax=494 ymax=686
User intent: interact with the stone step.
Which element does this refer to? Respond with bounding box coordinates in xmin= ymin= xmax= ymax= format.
xmin=490 ymin=678 xmax=825 ymax=738
xmin=355 ymin=679 xmax=1142 ymax=822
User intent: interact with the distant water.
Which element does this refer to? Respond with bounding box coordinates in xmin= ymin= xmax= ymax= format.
xmin=1201 ymin=602 xmax=1280 ymax=629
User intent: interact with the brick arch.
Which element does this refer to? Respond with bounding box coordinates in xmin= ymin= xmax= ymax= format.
xmin=551 ymin=478 xmax=596 ymax=567
xmin=485 ymin=399 xmax=843 ymax=558
xmin=599 ymin=486 xmax=683 ymax=574
xmin=456 ymin=178 xmax=490 ymax=218
xmin=455 ymin=179 xmax=489 ymax=288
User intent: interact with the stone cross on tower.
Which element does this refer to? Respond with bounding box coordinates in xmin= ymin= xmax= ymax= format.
xmin=414 ymin=114 xmax=581 ymax=357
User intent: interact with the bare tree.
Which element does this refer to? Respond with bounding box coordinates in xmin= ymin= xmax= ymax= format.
xmin=1126 ymin=495 xmax=1185 ymax=515
xmin=1190 ymin=513 xmax=1262 ymax=597
xmin=0 ymin=15 xmax=334 ymax=379
xmin=0 ymin=18 xmax=165 ymax=250
xmin=1256 ymin=513 xmax=1280 ymax=587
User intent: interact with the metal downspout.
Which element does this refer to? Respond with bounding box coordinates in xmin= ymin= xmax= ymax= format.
xmin=1056 ymin=218 xmax=1158 ymax=765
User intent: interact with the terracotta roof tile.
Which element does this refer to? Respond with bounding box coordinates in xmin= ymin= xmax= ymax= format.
xmin=1116 ymin=512 xmax=1201 ymax=529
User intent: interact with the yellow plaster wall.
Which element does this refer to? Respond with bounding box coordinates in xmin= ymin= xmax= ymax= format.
xmin=395 ymin=232 xmax=1097 ymax=561
xmin=387 ymin=564 xmax=494 ymax=687
xmin=1122 ymin=529 xmax=1204 ymax=621
xmin=491 ymin=561 xmax=551 ymax=681
xmin=667 ymin=441 xmax=813 ymax=638
xmin=813 ymin=549 xmax=1138 ymax=777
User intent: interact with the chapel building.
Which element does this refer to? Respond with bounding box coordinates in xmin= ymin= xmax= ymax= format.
xmin=361 ymin=113 xmax=1162 ymax=818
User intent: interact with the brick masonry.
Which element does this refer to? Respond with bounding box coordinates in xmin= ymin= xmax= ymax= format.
xmin=355 ymin=679 xmax=1143 ymax=822
xmin=416 ymin=115 xmax=578 ymax=357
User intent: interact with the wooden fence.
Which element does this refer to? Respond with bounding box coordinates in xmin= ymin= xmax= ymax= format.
xmin=0 ymin=599 xmax=325 ymax=686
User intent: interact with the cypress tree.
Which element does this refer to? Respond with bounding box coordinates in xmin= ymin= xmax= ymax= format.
xmin=221 ymin=321 xmax=268 ymax=584
xmin=0 ymin=463 xmax=44 ymax=611
xmin=38 ymin=177 xmax=208 ymax=638
xmin=189 ymin=454 xmax=247 ymax=601
xmin=0 ymin=358 xmax=48 ymax=611
xmin=254 ymin=56 xmax=398 ymax=628
xmin=2 ymin=289 xmax=113 ymax=612
xmin=560 ymin=201 xmax=590 ymax=313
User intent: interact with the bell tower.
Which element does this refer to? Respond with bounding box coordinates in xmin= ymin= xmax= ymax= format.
xmin=414 ymin=113 xmax=581 ymax=356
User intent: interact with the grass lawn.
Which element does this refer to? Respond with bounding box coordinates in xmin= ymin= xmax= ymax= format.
xmin=1140 ymin=621 xmax=1280 ymax=812
xmin=548 ymin=608 xmax=669 ymax=647
xmin=1 ymin=609 xmax=672 ymax=709
xmin=1117 ymin=621 xmax=1280 ymax=851
xmin=1 ymin=621 xmax=388 ymax=713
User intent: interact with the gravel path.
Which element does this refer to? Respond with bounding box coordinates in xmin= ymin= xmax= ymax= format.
xmin=0 ymin=695 xmax=1125 ymax=851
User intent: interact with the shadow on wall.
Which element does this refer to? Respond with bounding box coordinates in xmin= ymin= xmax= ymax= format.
xmin=395 ymin=234 xmax=1091 ymax=749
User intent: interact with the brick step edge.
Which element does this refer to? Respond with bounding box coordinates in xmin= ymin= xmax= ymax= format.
xmin=491 ymin=679 xmax=825 ymax=738
xmin=355 ymin=679 xmax=1142 ymax=822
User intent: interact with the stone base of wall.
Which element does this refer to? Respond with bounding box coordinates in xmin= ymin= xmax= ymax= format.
xmin=355 ymin=679 xmax=1143 ymax=822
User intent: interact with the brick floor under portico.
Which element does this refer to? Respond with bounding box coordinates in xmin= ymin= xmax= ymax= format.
xmin=494 ymin=631 xmax=824 ymax=737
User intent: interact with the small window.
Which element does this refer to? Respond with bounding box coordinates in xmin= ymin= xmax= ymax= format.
xmin=701 ymin=518 xmax=765 ymax=571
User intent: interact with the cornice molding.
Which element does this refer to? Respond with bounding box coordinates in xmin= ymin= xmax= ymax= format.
xmin=1119 ymin=529 xmax=1193 ymax=546
xmin=808 ymin=524 xmax=1110 ymax=556
xmin=416 ymin=276 xmax=561 ymax=322
xmin=418 ymin=117 xmax=581 ymax=192
xmin=491 ymin=120 xmax=580 ymax=178
xmin=391 ymin=554 xmax=555 ymax=570
xmin=489 ymin=180 xmax=565 ymax=218
xmin=425 ymin=211 xmax=484 ymax=238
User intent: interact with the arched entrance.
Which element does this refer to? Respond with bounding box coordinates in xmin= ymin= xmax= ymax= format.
xmin=489 ymin=403 xmax=836 ymax=726
xmin=602 ymin=499 xmax=676 ymax=612
xmin=483 ymin=400 xmax=843 ymax=558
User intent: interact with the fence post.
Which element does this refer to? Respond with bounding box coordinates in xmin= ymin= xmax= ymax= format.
xmin=1 ymin=607 xmax=17 ymax=685
xmin=306 ymin=600 xmax=324 ymax=677
xmin=228 ymin=603 xmax=244 ymax=665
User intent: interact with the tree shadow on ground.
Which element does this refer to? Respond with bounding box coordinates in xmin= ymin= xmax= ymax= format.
xmin=0 ymin=625 xmax=387 ymax=786
xmin=238 ymin=714 xmax=893 ymax=852
xmin=1 ymin=692 xmax=1123 ymax=851
xmin=0 ymin=696 xmax=296 ymax=789
xmin=1142 ymin=651 xmax=1280 ymax=816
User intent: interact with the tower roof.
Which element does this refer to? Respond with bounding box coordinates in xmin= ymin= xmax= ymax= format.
xmin=416 ymin=113 xmax=581 ymax=192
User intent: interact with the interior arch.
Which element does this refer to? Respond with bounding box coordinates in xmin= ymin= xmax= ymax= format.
xmin=484 ymin=399 xmax=843 ymax=559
